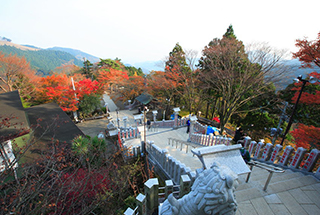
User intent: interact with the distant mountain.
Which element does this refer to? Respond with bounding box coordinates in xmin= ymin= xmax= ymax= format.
xmin=0 ymin=42 xmax=83 ymax=75
xmin=47 ymin=47 xmax=100 ymax=63
xmin=275 ymin=59 xmax=320 ymax=90
xmin=130 ymin=61 xmax=164 ymax=74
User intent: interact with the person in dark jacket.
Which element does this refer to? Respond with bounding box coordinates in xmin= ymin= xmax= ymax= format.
xmin=233 ymin=127 xmax=244 ymax=144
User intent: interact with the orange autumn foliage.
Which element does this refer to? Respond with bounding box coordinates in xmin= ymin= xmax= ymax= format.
xmin=96 ymin=68 xmax=129 ymax=90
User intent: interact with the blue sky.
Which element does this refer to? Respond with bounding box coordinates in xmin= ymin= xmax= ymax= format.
xmin=0 ymin=0 xmax=319 ymax=66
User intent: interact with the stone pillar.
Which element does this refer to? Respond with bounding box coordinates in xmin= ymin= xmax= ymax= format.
xmin=269 ymin=144 xmax=282 ymax=163
xmin=290 ymin=147 xmax=307 ymax=169
xmin=173 ymin=107 xmax=180 ymax=128
xmin=144 ymin=178 xmax=159 ymax=213
xmin=248 ymin=141 xmax=257 ymax=155
xmin=161 ymin=149 xmax=168 ymax=169
xmin=152 ymin=110 xmax=158 ymax=123
xmin=302 ymin=149 xmax=320 ymax=172
xmin=124 ymin=208 xmax=135 ymax=215
xmin=279 ymin=145 xmax=294 ymax=166
xmin=243 ymin=137 xmax=252 ymax=148
xmin=179 ymin=174 xmax=191 ymax=198
xmin=165 ymin=180 xmax=174 ymax=198
xmin=254 ymin=142 xmax=264 ymax=159
xmin=123 ymin=116 xmax=128 ymax=129
xmin=261 ymin=143 xmax=273 ymax=161
xmin=136 ymin=193 xmax=146 ymax=215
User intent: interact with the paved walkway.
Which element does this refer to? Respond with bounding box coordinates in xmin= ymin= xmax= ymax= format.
xmin=77 ymin=94 xmax=320 ymax=215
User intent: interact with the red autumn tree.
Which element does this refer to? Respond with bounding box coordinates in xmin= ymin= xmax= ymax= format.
xmin=290 ymin=32 xmax=320 ymax=150
xmin=34 ymin=74 xmax=102 ymax=112
xmin=118 ymin=75 xmax=145 ymax=101
xmin=291 ymin=72 xmax=320 ymax=105
xmin=293 ymin=32 xmax=320 ymax=68
xmin=291 ymin=123 xmax=320 ymax=149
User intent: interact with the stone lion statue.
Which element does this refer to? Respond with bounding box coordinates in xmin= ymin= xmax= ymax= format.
xmin=160 ymin=162 xmax=238 ymax=215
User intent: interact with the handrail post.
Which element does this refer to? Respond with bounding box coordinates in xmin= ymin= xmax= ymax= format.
xmin=136 ymin=193 xmax=147 ymax=215
xmin=144 ymin=178 xmax=159 ymax=214
xmin=179 ymin=174 xmax=191 ymax=198
xmin=165 ymin=180 xmax=174 ymax=198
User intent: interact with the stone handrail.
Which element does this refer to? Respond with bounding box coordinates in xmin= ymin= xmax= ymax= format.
xmin=242 ymin=137 xmax=320 ymax=178
xmin=189 ymin=132 xmax=232 ymax=146
xmin=123 ymin=141 xmax=197 ymax=184
xmin=124 ymin=175 xmax=192 ymax=215
xmin=168 ymin=138 xmax=200 ymax=154
xmin=120 ymin=127 xmax=140 ymax=140
xmin=145 ymin=141 xmax=196 ymax=184
xmin=153 ymin=117 xmax=188 ymax=128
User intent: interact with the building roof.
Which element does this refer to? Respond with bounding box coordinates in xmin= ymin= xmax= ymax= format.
xmin=135 ymin=93 xmax=154 ymax=105
xmin=0 ymin=90 xmax=30 ymax=142
xmin=26 ymin=102 xmax=84 ymax=146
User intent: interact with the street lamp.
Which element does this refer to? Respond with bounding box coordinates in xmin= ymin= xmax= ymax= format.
xmin=280 ymin=75 xmax=319 ymax=145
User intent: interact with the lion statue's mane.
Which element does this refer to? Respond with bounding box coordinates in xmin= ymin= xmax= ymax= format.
xmin=160 ymin=162 xmax=238 ymax=215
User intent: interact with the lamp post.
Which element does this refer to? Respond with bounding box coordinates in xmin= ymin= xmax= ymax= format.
xmin=279 ymin=75 xmax=318 ymax=145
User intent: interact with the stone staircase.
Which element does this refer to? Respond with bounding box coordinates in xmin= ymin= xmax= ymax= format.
xmin=235 ymin=166 xmax=320 ymax=214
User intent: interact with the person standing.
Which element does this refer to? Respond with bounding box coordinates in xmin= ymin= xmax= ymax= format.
xmin=186 ymin=119 xmax=190 ymax=133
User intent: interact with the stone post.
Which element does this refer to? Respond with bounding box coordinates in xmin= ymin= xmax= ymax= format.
xmin=279 ymin=145 xmax=294 ymax=166
xmin=243 ymin=137 xmax=252 ymax=148
xmin=173 ymin=107 xmax=180 ymax=129
xmin=152 ymin=110 xmax=158 ymax=123
xmin=269 ymin=144 xmax=282 ymax=163
xmin=261 ymin=143 xmax=273 ymax=161
xmin=123 ymin=208 xmax=135 ymax=215
xmin=144 ymin=178 xmax=159 ymax=213
xmin=165 ymin=180 xmax=174 ymax=198
xmin=136 ymin=193 xmax=147 ymax=215
xmin=290 ymin=147 xmax=307 ymax=169
xmin=254 ymin=142 xmax=264 ymax=159
xmin=302 ymin=149 xmax=320 ymax=172
xmin=179 ymin=174 xmax=191 ymax=198
xmin=248 ymin=141 xmax=257 ymax=155
xmin=123 ymin=116 xmax=128 ymax=129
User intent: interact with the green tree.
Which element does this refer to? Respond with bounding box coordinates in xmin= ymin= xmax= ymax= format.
xmin=78 ymin=94 xmax=102 ymax=117
xmin=198 ymin=25 xmax=279 ymax=133
xmin=82 ymin=59 xmax=93 ymax=79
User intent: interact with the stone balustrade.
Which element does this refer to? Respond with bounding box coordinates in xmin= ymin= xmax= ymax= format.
xmin=124 ymin=175 xmax=192 ymax=215
xmin=146 ymin=141 xmax=196 ymax=184
xmin=193 ymin=121 xmax=207 ymax=134
xmin=168 ymin=138 xmax=200 ymax=154
xmin=189 ymin=132 xmax=232 ymax=146
xmin=242 ymin=137 xmax=320 ymax=178
xmin=120 ymin=127 xmax=140 ymax=140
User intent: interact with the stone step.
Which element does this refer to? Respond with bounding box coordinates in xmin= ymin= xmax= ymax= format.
xmin=267 ymin=175 xmax=320 ymax=193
